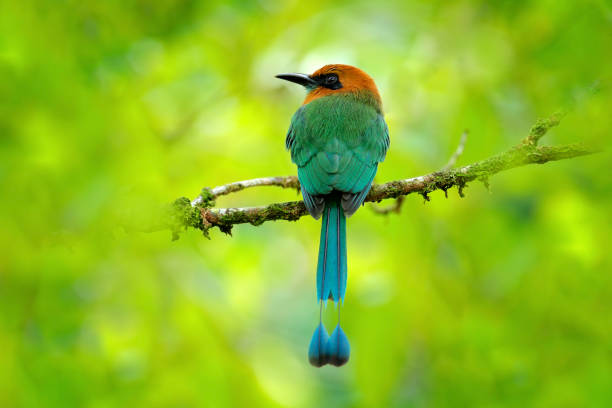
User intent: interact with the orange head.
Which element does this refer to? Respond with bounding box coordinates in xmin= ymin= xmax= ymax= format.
xmin=276 ymin=64 xmax=382 ymax=110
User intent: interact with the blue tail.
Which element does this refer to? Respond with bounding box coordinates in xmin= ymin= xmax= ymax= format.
xmin=317 ymin=196 xmax=347 ymax=303
xmin=328 ymin=324 xmax=350 ymax=366
xmin=308 ymin=323 xmax=330 ymax=367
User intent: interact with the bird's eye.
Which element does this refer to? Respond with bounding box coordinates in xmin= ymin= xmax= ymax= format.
xmin=325 ymin=74 xmax=338 ymax=85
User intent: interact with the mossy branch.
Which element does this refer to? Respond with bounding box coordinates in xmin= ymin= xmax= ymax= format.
xmin=168 ymin=112 xmax=599 ymax=238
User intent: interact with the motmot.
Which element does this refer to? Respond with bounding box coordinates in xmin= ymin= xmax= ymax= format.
xmin=276 ymin=64 xmax=389 ymax=367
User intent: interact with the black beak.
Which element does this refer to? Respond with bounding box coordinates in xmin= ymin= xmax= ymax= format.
xmin=275 ymin=73 xmax=318 ymax=88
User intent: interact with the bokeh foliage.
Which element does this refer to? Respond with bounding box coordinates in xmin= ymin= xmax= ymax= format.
xmin=1 ymin=1 xmax=611 ymax=407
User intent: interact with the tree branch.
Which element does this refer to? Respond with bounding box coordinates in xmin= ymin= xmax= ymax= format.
xmin=169 ymin=112 xmax=599 ymax=238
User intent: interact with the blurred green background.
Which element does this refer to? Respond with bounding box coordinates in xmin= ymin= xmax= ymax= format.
xmin=1 ymin=1 xmax=611 ymax=407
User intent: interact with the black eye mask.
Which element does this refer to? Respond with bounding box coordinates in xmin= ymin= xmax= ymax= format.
xmin=313 ymin=73 xmax=343 ymax=90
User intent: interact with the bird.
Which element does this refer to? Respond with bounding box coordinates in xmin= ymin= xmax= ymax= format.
xmin=276 ymin=64 xmax=390 ymax=367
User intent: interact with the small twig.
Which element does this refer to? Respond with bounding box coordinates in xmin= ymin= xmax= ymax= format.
xmin=442 ymin=130 xmax=469 ymax=170
xmin=522 ymin=110 xmax=565 ymax=146
xmin=370 ymin=196 xmax=405 ymax=215
xmin=191 ymin=176 xmax=299 ymax=206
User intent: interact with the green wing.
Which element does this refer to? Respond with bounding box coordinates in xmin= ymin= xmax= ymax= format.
xmin=286 ymin=96 xmax=390 ymax=218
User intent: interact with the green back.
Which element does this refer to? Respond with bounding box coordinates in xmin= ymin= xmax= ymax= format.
xmin=286 ymin=91 xmax=390 ymax=215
